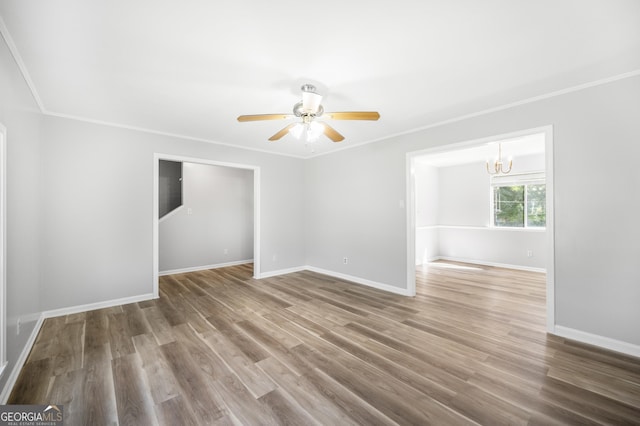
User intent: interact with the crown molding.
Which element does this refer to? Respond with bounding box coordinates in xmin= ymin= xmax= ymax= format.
xmin=0 ymin=15 xmax=46 ymax=112
xmin=308 ymin=69 xmax=640 ymax=158
xmin=43 ymin=111 xmax=307 ymax=159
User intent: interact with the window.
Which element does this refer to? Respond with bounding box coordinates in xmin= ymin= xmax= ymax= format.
xmin=491 ymin=172 xmax=545 ymax=228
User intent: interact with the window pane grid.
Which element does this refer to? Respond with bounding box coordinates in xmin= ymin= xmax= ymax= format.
xmin=493 ymin=182 xmax=545 ymax=228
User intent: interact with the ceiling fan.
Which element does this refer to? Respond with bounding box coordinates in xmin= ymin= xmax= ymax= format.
xmin=237 ymin=84 xmax=380 ymax=143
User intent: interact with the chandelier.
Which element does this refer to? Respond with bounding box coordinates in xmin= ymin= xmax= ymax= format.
xmin=486 ymin=143 xmax=512 ymax=175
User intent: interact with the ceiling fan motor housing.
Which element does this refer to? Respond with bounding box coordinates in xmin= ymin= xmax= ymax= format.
xmin=297 ymin=84 xmax=323 ymax=116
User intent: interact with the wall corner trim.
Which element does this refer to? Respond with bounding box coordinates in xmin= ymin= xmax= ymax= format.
xmin=0 ymin=314 xmax=45 ymax=404
xmin=553 ymin=325 xmax=640 ymax=359
xmin=0 ymin=16 xmax=46 ymax=112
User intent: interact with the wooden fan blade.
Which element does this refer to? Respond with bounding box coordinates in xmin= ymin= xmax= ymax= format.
xmin=268 ymin=123 xmax=297 ymax=141
xmin=237 ymin=114 xmax=293 ymax=122
xmin=323 ymin=123 xmax=345 ymax=142
xmin=323 ymin=111 xmax=380 ymax=121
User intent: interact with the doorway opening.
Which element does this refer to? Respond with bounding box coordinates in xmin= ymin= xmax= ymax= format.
xmin=152 ymin=154 xmax=260 ymax=298
xmin=406 ymin=126 xmax=555 ymax=332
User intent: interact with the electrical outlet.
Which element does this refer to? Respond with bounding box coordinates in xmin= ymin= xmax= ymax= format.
xmin=223 ymin=248 xmax=228 ymax=255
xmin=343 ymin=257 xmax=348 ymax=264
xmin=272 ymin=254 xmax=277 ymax=262
xmin=527 ymin=250 xmax=533 ymax=257
xmin=16 ymin=318 xmax=20 ymax=335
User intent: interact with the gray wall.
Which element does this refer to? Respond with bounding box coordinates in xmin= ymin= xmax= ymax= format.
xmin=159 ymin=162 xmax=253 ymax=273
xmin=306 ymin=75 xmax=640 ymax=346
xmin=0 ymin=32 xmax=43 ymax=394
xmin=437 ymin=162 xmax=490 ymax=226
xmin=39 ymin=116 xmax=305 ymax=310
xmin=305 ymin=145 xmax=408 ymax=287
xmin=415 ymin=164 xmax=439 ymax=264
xmin=415 ymin=164 xmax=439 ymax=227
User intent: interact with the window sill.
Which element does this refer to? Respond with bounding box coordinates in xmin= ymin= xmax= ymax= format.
xmin=417 ymin=225 xmax=546 ymax=233
xmin=490 ymin=226 xmax=546 ymax=232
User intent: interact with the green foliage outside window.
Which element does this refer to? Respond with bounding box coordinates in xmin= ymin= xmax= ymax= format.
xmin=493 ymin=183 xmax=545 ymax=228
xmin=526 ymin=184 xmax=546 ymax=227
xmin=494 ymin=185 xmax=524 ymax=226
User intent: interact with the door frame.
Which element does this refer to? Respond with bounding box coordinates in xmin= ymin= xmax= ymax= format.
xmin=152 ymin=153 xmax=260 ymax=298
xmin=0 ymin=123 xmax=6 ymax=376
xmin=406 ymin=125 xmax=555 ymax=332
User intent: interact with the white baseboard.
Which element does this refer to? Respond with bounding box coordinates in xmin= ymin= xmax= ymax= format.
xmin=159 ymin=259 xmax=253 ymax=276
xmin=255 ymin=266 xmax=306 ymax=279
xmin=255 ymin=265 xmax=411 ymax=296
xmin=0 ymin=293 xmax=156 ymax=402
xmin=0 ymin=313 xmax=45 ymax=404
xmin=416 ymin=256 xmax=440 ymax=266
xmin=304 ymin=266 xmax=412 ymax=296
xmin=433 ymin=256 xmax=546 ymax=273
xmin=43 ymin=293 xmax=156 ymax=319
xmin=553 ymin=326 xmax=640 ymax=359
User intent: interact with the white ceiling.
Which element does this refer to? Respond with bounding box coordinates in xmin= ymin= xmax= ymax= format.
xmin=1 ymin=1 xmax=639 ymax=158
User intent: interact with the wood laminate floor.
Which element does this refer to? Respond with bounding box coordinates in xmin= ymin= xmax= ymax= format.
xmin=8 ymin=261 xmax=640 ymax=425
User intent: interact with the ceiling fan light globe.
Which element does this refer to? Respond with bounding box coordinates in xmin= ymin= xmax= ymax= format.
xmin=306 ymin=121 xmax=324 ymax=141
xmin=302 ymin=91 xmax=322 ymax=113
xmin=289 ymin=123 xmax=304 ymax=139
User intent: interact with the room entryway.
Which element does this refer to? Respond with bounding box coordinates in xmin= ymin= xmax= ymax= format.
xmin=152 ymin=154 xmax=260 ymax=298
xmin=406 ymin=126 xmax=555 ymax=332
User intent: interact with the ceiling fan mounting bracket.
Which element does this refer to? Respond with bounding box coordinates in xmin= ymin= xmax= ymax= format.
xmin=300 ymin=83 xmax=317 ymax=94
